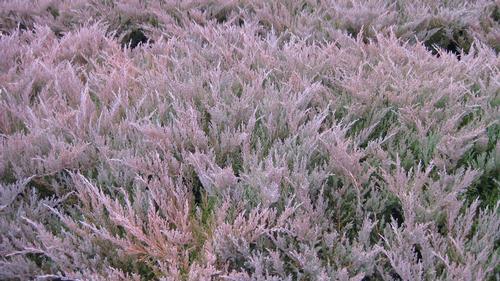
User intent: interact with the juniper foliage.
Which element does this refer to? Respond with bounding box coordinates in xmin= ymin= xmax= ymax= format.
xmin=0 ymin=0 xmax=499 ymax=280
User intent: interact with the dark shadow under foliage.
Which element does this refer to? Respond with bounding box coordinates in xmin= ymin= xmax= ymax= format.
xmin=120 ymin=28 xmax=151 ymax=49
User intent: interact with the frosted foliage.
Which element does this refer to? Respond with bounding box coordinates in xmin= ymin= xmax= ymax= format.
xmin=0 ymin=0 xmax=499 ymax=280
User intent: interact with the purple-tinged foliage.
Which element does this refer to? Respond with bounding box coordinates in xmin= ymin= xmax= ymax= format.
xmin=0 ymin=1 xmax=499 ymax=280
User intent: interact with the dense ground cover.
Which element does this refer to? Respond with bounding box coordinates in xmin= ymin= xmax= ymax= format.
xmin=0 ymin=0 xmax=499 ymax=280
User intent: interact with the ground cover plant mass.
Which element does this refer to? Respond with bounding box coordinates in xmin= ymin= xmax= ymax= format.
xmin=0 ymin=0 xmax=499 ymax=280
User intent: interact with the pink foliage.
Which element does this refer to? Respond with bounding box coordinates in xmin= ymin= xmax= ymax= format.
xmin=0 ymin=0 xmax=499 ymax=280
